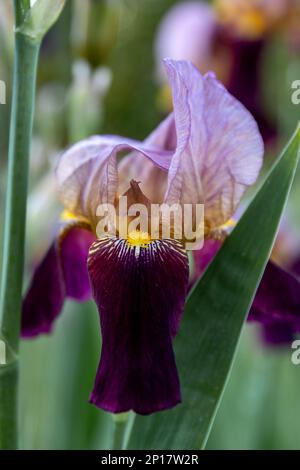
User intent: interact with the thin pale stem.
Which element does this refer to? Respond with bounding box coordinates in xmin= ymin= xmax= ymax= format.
xmin=0 ymin=30 xmax=40 ymax=449
xmin=111 ymin=413 xmax=130 ymax=450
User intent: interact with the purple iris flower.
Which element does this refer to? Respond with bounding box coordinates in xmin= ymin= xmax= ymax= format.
xmin=193 ymin=237 xmax=300 ymax=347
xmin=155 ymin=1 xmax=296 ymax=144
xmin=22 ymin=59 xmax=263 ymax=414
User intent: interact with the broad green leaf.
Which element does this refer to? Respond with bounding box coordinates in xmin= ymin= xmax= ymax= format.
xmin=126 ymin=125 xmax=300 ymax=450
xmin=15 ymin=0 xmax=66 ymax=42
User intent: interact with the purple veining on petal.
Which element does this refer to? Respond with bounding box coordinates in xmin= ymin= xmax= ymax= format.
xmin=88 ymin=236 xmax=189 ymax=415
xmin=56 ymin=135 xmax=174 ymax=226
xmin=118 ymin=114 xmax=176 ymax=202
xmin=22 ymin=226 xmax=94 ymax=338
xmin=163 ymin=59 xmax=264 ymax=228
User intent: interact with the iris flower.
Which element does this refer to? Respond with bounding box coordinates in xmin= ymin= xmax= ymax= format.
xmin=155 ymin=0 xmax=299 ymax=144
xmin=192 ymin=231 xmax=300 ymax=346
xmin=22 ymin=59 xmax=264 ymax=414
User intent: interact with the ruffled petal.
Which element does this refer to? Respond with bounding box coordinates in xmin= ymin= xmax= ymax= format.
xmin=118 ymin=114 xmax=176 ymax=202
xmin=56 ymin=136 xmax=173 ymax=227
xmin=22 ymin=225 xmax=95 ymax=338
xmin=163 ymin=59 xmax=264 ymax=229
xmin=87 ymin=236 xmax=189 ymax=414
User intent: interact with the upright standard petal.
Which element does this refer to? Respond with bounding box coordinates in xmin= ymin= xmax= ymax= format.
xmin=163 ymin=59 xmax=264 ymax=229
xmin=56 ymin=136 xmax=173 ymax=227
xmin=118 ymin=114 xmax=176 ymax=202
xmin=22 ymin=225 xmax=95 ymax=338
xmin=88 ymin=236 xmax=189 ymax=414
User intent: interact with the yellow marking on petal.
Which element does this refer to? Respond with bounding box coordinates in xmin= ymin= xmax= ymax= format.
xmin=60 ymin=209 xmax=90 ymax=225
xmin=127 ymin=230 xmax=151 ymax=248
xmin=221 ymin=218 xmax=236 ymax=230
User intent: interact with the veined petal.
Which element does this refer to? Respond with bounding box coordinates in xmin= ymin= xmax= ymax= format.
xmin=118 ymin=114 xmax=176 ymax=202
xmin=87 ymin=236 xmax=189 ymax=414
xmin=56 ymin=135 xmax=173 ymax=227
xmin=22 ymin=225 xmax=95 ymax=338
xmin=163 ymin=59 xmax=264 ymax=229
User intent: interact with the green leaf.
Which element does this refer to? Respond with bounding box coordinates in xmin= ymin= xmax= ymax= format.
xmin=15 ymin=0 xmax=66 ymax=42
xmin=126 ymin=125 xmax=300 ymax=450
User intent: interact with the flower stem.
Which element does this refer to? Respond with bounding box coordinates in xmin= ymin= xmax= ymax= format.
xmin=111 ymin=413 xmax=130 ymax=450
xmin=0 ymin=28 xmax=40 ymax=449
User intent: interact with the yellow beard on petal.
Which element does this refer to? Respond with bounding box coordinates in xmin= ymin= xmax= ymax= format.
xmin=127 ymin=230 xmax=151 ymax=248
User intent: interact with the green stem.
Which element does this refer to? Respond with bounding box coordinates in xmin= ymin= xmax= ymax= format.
xmin=0 ymin=29 xmax=40 ymax=448
xmin=111 ymin=413 xmax=130 ymax=450
xmin=0 ymin=34 xmax=40 ymax=349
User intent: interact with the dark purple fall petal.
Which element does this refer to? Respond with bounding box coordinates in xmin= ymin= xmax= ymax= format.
xmin=88 ymin=237 xmax=189 ymax=415
xmin=21 ymin=243 xmax=65 ymax=337
xmin=22 ymin=226 xmax=94 ymax=338
xmin=249 ymin=261 xmax=300 ymax=323
xmin=249 ymin=261 xmax=300 ymax=345
xmin=60 ymin=226 xmax=96 ymax=301
xmin=192 ymin=239 xmax=222 ymax=282
xmin=194 ymin=242 xmax=300 ymax=346
xmin=261 ymin=322 xmax=295 ymax=346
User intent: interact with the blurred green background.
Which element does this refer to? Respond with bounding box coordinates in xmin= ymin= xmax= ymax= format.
xmin=0 ymin=0 xmax=300 ymax=449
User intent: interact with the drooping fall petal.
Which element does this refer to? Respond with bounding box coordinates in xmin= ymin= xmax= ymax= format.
xmin=248 ymin=261 xmax=300 ymax=344
xmin=87 ymin=236 xmax=189 ymax=414
xmin=22 ymin=225 xmax=95 ymax=338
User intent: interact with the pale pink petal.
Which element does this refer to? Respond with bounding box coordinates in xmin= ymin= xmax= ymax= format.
xmin=56 ymin=135 xmax=173 ymax=225
xmin=164 ymin=59 xmax=264 ymax=229
xmin=155 ymin=1 xmax=217 ymax=82
xmin=118 ymin=114 xmax=176 ymax=202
